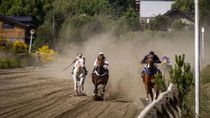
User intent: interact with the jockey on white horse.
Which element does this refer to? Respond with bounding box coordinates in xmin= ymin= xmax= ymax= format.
xmin=93 ymin=52 xmax=109 ymax=72
xmin=71 ymin=53 xmax=88 ymax=75
xmin=72 ymin=53 xmax=87 ymax=95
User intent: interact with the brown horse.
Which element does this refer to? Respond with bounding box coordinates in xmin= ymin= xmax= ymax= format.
xmin=143 ymin=55 xmax=159 ymax=101
xmin=91 ymin=56 xmax=109 ymax=100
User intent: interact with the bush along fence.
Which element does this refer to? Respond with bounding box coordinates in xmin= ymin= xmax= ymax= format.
xmin=0 ymin=39 xmax=32 ymax=68
xmin=0 ymin=38 xmax=56 ymax=69
xmin=138 ymin=54 xmax=194 ymax=117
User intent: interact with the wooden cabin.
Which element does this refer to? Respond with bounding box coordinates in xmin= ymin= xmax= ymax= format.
xmin=0 ymin=15 xmax=35 ymax=44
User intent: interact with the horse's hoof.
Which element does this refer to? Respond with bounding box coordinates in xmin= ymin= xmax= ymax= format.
xmin=73 ymin=93 xmax=79 ymax=96
xmin=93 ymin=95 xmax=103 ymax=101
xmin=79 ymin=92 xmax=87 ymax=96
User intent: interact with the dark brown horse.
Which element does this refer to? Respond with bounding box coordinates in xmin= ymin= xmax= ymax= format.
xmin=143 ymin=55 xmax=159 ymax=101
xmin=91 ymin=56 xmax=109 ymax=100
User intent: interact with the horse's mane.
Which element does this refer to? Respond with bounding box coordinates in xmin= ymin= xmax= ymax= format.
xmin=75 ymin=58 xmax=85 ymax=68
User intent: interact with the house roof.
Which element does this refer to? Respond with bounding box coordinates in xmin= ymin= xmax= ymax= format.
xmin=8 ymin=16 xmax=33 ymax=22
xmin=140 ymin=0 xmax=175 ymax=18
xmin=0 ymin=15 xmax=34 ymax=28
xmin=163 ymin=8 xmax=194 ymax=22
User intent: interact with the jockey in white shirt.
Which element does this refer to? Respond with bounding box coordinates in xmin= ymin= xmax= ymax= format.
xmin=93 ymin=52 xmax=109 ymax=71
xmin=71 ymin=53 xmax=88 ymax=75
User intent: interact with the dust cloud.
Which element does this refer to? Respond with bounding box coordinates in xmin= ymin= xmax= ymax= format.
xmin=48 ymin=28 xmax=210 ymax=100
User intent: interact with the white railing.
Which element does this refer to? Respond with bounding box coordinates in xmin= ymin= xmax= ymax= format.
xmin=138 ymin=83 xmax=181 ymax=118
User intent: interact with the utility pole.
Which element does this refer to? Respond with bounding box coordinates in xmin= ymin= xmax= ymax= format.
xmin=53 ymin=15 xmax=55 ymax=37
xmin=195 ymin=0 xmax=200 ymax=117
xmin=201 ymin=27 xmax=205 ymax=68
xmin=29 ymin=29 xmax=35 ymax=54
xmin=52 ymin=13 xmax=56 ymax=48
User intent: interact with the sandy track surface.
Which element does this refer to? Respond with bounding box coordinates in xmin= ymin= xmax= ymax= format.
xmin=0 ymin=66 xmax=144 ymax=118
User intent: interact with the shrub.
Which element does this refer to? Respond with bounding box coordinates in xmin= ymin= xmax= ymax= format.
xmin=201 ymin=65 xmax=210 ymax=85
xmin=11 ymin=40 xmax=28 ymax=53
xmin=169 ymin=54 xmax=194 ymax=117
xmin=155 ymin=72 xmax=167 ymax=92
xmin=0 ymin=38 xmax=13 ymax=50
xmin=0 ymin=39 xmax=32 ymax=69
xmin=0 ymin=57 xmax=20 ymax=68
xmin=35 ymin=45 xmax=56 ymax=63
xmin=171 ymin=19 xmax=186 ymax=30
xmin=148 ymin=15 xmax=169 ymax=31
xmin=119 ymin=7 xmax=140 ymax=31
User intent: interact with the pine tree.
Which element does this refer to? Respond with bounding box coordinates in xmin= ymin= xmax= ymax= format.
xmin=170 ymin=54 xmax=194 ymax=117
xmin=170 ymin=54 xmax=193 ymax=98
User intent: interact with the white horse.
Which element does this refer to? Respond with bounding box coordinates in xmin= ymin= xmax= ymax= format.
xmin=72 ymin=58 xmax=86 ymax=96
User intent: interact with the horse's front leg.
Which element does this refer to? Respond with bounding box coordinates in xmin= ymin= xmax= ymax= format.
xmin=154 ymin=85 xmax=159 ymax=100
xmin=94 ymin=85 xmax=98 ymax=95
xmin=148 ymin=87 xmax=153 ymax=101
xmin=80 ymin=76 xmax=86 ymax=91
xmin=143 ymin=81 xmax=149 ymax=101
xmin=101 ymin=84 xmax=107 ymax=98
xmin=73 ymin=76 xmax=78 ymax=95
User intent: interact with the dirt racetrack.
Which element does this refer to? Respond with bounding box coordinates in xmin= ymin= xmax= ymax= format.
xmin=0 ymin=63 xmax=145 ymax=118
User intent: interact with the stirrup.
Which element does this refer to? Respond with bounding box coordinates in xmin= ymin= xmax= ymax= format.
xmin=141 ymin=74 xmax=144 ymax=78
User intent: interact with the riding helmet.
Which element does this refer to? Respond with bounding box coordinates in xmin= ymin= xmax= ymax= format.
xmin=78 ymin=53 xmax=83 ymax=58
xmin=98 ymin=52 xmax=104 ymax=55
xmin=149 ymin=51 xmax=155 ymax=55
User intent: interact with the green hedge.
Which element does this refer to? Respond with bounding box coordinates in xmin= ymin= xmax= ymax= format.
xmin=0 ymin=53 xmax=34 ymax=69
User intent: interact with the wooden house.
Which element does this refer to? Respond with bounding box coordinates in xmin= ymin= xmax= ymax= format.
xmin=0 ymin=15 xmax=35 ymax=44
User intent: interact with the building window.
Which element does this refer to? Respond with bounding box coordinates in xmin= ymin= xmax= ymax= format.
xmin=2 ymin=23 xmax=15 ymax=29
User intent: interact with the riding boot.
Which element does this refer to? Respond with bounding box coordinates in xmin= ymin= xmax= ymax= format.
xmin=141 ymin=71 xmax=144 ymax=78
xmin=85 ymin=67 xmax=88 ymax=75
xmin=71 ymin=67 xmax=75 ymax=74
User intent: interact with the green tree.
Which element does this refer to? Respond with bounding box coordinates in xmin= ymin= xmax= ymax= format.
xmin=172 ymin=0 xmax=194 ymax=16
xmin=149 ymin=15 xmax=169 ymax=31
xmin=0 ymin=0 xmax=140 ymax=48
xmin=0 ymin=0 xmax=54 ymax=26
xmin=108 ymin=0 xmax=136 ymax=16
xmin=170 ymin=54 xmax=194 ymax=117
xmin=120 ymin=7 xmax=140 ymax=31
xmin=172 ymin=0 xmax=210 ymax=24
xmin=200 ymin=0 xmax=210 ymax=24
xmin=155 ymin=72 xmax=167 ymax=92
xmin=0 ymin=0 xmax=13 ymax=15
xmin=171 ymin=19 xmax=186 ymax=30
